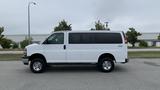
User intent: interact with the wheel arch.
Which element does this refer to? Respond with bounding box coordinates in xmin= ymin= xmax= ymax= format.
xmin=29 ymin=53 xmax=47 ymax=63
xmin=98 ymin=53 xmax=116 ymax=63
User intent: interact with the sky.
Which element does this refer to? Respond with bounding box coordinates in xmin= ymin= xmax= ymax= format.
xmin=0 ymin=0 xmax=160 ymax=35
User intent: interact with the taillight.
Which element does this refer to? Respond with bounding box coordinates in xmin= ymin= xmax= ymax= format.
xmin=122 ymin=31 xmax=127 ymax=44
xmin=125 ymin=37 xmax=128 ymax=44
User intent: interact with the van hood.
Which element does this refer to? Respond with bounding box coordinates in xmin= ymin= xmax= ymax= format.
xmin=25 ymin=43 xmax=39 ymax=49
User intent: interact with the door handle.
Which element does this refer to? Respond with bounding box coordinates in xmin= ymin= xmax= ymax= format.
xmin=118 ymin=45 xmax=123 ymax=47
xmin=63 ymin=45 xmax=66 ymax=50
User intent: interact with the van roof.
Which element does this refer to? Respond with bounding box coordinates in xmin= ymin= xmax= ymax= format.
xmin=53 ymin=30 xmax=123 ymax=33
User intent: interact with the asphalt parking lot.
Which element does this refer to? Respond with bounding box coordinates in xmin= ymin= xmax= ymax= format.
xmin=0 ymin=59 xmax=160 ymax=90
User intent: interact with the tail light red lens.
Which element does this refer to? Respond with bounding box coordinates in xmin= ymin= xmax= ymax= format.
xmin=125 ymin=37 xmax=128 ymax=44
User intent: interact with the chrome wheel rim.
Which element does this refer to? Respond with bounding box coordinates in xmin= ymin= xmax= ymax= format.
xmin=33 ymin=61 xmax=42 ymax=71
xmin=102 ymin=61 xmax=112 ymax=70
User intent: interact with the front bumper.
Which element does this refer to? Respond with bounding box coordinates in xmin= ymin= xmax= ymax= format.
xmin=22 ymin=56 xmax=29 ymax=65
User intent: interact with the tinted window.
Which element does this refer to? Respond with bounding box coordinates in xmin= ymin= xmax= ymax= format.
xmin=69 ymin=33 xmax=93 ymax=44
xmin=44 ymin=33 xmax=64 ymax=44
xmin=69 ymin=33 xmax=122 ymax=44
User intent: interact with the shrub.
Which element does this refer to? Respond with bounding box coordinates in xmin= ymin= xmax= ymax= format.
xmin=139 ymin=40 xmax=148 ymax=47
xmin=20 ymin=39 xmax=29 ymax=48
xmin=20 ymin=38 xmax=32 ymax=48
xmin=12 ymin=42 xmax=19 ymax=49
xmin=158 ymin=34 xmax=160 ymax=40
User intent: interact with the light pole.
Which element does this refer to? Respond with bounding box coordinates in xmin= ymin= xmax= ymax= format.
xmin=105 ymin=22 xmax=109 ymax=30
xmin=28 ymin=2 xmax=36 ymax=44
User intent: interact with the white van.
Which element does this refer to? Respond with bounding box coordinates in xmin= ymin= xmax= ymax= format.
xmin=22 ymin=31 xmax=128 ymax=73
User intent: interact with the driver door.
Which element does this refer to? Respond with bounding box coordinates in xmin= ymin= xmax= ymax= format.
xmin=42 ymin=33 xmax=66 ymax=63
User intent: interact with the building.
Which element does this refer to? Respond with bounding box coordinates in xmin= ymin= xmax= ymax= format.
xmin=4 ymin=32 xmax=160 ymax=48
xmin=5 ymin=34 xmax=49 ymax=43
xmin=4 ymin=34 xmax=49 ymax=48
xmin=138 ymin=33 xmax=160 ymax=47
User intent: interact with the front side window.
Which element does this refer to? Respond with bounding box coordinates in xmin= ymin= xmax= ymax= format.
xmin=43 ymin=33 xmax=64 ymax=44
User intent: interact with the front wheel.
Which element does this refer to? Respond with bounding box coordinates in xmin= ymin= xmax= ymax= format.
xmin=30 ymin=58 xmax=46 ymax=73
xmin=98 ymin=58 xmax=114 ymax=72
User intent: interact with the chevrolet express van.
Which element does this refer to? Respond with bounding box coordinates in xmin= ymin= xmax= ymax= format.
xmin=22 ymin=31 xmax=128 ymax=73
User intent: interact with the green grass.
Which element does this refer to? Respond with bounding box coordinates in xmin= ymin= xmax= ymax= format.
xmin=0 ymin=51 xmax=160 ymax=61
xmin=128 ymin=46 xmax=160 ymax=49
xmin=128 ymin=51 xmax=160 ymax=58
xmin=0 ymin=49 xmax=23 ymax=51
xmin=0 ymin=54 xmax=23 ymax=61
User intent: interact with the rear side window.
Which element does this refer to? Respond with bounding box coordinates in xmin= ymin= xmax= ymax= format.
xmin=69 ymin=33 xmax=93 ymax=44
xmin=69 ymin=33 xmax=122 ymax=44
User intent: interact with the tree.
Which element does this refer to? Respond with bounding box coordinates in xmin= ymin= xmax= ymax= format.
xmin=91 ymin=20 xmax=110 ymax=30
xmin=158 ymin=34 xmax=160 ymax=40
xmin=126 ymin=28 xmax=141 ymax=47
xmin=54 ymin=20 xmax=72 ymax=31
xmin=0 ymin=38 xmax=12 ymax=49
xmin=0 ymin=27 xmax=12 ymax=48
xmin=0 ymin=27 xmax=4 ymax=44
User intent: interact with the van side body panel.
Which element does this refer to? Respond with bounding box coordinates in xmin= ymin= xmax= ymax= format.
xmin=66 ymin=31 xmax=127 ymax=63
xmin=66 ymin=44 xmax=126 ymax=63
xmin=24 ymin=31 xmax=128 ymax=64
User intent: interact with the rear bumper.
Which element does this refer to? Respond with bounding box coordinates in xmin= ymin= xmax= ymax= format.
xmin=121 ymin=58 xmax=129 ymax=64
xmin=22 ymin=56 xmax=29 ymax=65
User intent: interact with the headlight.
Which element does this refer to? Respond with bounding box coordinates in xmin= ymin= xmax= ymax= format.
xmin=23 ymin=48 xmax=27 ymax=57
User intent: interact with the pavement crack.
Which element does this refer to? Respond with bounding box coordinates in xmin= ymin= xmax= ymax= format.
xmin=144 ymin=61 xmax=160 ymax=67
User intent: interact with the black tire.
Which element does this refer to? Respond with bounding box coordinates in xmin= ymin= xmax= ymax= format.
xmin=98 ymin=57 xmax=114 ymax=72
xmin=30 ymin=58 xmax=46 ymax=73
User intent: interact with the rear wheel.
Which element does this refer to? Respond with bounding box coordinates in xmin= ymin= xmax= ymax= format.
xmin=98 ymin=57 xmax=114 ymax=72
xmin=30 ymin=58 xmax=46 ymax=73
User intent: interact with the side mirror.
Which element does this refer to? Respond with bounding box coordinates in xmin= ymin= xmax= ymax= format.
xmin=42 ymin=39 xmax=48 ymax=44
